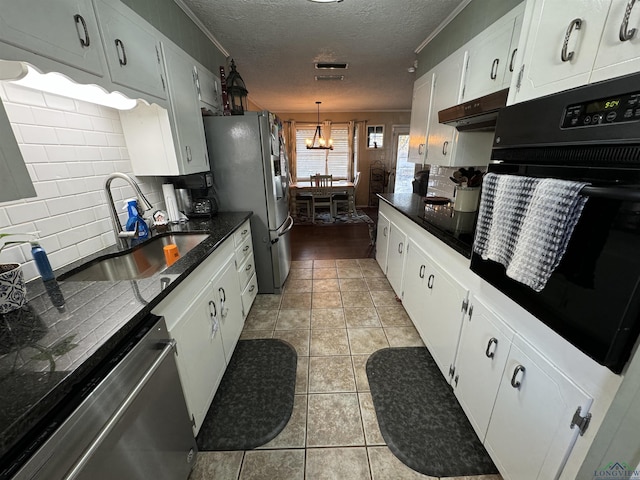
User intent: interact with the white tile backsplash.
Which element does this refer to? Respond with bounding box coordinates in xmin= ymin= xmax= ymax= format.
xmin=0 ymin=83 xmax=166 ymax=281
xmin=426 ymin=165 xmax=486 ymax=199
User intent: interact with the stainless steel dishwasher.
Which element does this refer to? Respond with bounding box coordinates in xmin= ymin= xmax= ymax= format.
xmin=13 ymin=315 xmax=197 ymax=480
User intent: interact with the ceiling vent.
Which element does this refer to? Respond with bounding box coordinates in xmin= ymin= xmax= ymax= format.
xmin=315 ymin=62 xmax=349 ymax=70
xmin=315 ymin=75 xmax=345 ymax=81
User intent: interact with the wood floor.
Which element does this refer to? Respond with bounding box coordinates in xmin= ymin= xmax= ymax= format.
xmin=290 ymin=207 xmax=378 ymax=261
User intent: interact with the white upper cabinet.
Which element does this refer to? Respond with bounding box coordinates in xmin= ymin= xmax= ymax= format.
xmin=591 ymin=0 xmax=640 ymax=82
xmin=93 ymin=0 xmax=166 ymax=100
xmin=461 ymin=5 xmax=524 ymax=102
xmin=0 ymin=0 xmax=105 ymax=77
xmin=407 ymin=72 xmax=434 ymax=164
xmin=426 ymin=51 xmax=465 ymax=166
xmin=510 ymin=0 xmax=612 ymax=104
xmin=195 ymin=65 xmax=222 ymax=115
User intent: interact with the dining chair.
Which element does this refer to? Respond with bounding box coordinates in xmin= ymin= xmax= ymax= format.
xmin=309 ymin=174 xmax=334 ymax=222
xmin=332 ymin=171 xmax=360 ymax=217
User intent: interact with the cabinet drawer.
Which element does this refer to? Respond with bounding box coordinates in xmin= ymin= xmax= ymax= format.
xmin=234 ymin=221 xmax=251 ymax=247
xmin=237 ymin=252 xmax=255 ymax=291
xmin=235 ymin=236 xmax=253 ymax=265
xmin=241 ymin=273 xmax=258 ymax=317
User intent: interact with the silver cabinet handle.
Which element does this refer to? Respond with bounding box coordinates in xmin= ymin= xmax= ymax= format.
xmin=490 ymin=58 xmax=499 ymax=80
xmin=245 ymin=263 xmax=252 ymax=271
xmin=510 ymin=364 xmax=526 ymax=389
xmin=509 ymin=48 xmax=518 ymax=72
xmin=485 ymin=337 xmax=498 ymax=359
xmin=185 ymin=145 xmax=192 ymax=162
xmin=383 ymin=226 xmax=388 ymax=237
xmin=73 ymin=14 xmax=90 ymax=47
xmin=561 ymin=18 xmax=582 ymax=62
xmin=427 ymin=274 xmax=434 ymax=289
xmin=208 ymin=299 xmax=217 ymax=319
xmin=115 ymin=38 xmax=127 ymax=66
xmin=418 ymin=143 xmax=425 ymax=155
xmin=242 ymin=228 xmax=248 ymax=236
xmin=442 ymin=141 xmax=449 ymax=155
xmin=248 ymin=284 xmax=256 ymax=293
xmin=243 ymin=245 xmax=250 ymax=253
xmin=620 ymin=0 xmax=637 ymax=41
xmin=419 ymin=264 xmax=425 ymax=279
xmin=219 ymin=287 xmax=227 ymax=319
xmin=398 ymin=242 xmax=403 ymax=254
xmin=63 ymin=339 xmax=176 ymax=480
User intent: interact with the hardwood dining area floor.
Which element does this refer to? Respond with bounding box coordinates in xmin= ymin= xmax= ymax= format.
xmin=290 ymin=207 xmax=378 ymax=261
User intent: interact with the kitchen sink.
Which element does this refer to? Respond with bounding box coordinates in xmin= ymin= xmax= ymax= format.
xmin=59 ymin=233 xmax=209 ymax=282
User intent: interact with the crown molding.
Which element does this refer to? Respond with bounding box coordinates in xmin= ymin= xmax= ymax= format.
xmin=415 ymin=0 xmax=473 ymax=54
xmin=172 ymin=0 xmax=230 ymax=58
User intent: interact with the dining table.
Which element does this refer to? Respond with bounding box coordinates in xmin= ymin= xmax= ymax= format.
xmin=290 ymin=180 xmax=356 ymax=220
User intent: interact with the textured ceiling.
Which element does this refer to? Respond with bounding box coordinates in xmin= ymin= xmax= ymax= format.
xmin=181 ymin=0 xmax=466 ymax=113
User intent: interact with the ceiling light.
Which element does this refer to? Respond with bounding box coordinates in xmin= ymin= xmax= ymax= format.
xmin=0 ymin=61 xmax=137 ymax=110
xmin=307 ymin=0 xmax=343 ymax=3
xmin=306 ymin=101 xmax=333 ymax=150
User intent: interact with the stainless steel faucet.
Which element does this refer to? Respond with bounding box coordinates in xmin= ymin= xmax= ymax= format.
xmin=104 ymin=173 xmax=153 ymax=250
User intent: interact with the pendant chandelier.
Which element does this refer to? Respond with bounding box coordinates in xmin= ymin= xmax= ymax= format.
xmin=306 ymin=101 xmax=333 ymax=150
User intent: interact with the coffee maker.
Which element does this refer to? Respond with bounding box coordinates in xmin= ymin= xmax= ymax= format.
xmin=180 ymin=172 xmax=219 ymax=217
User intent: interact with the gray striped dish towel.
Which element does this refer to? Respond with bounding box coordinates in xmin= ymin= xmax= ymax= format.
xmin=473 ymin=173 xmax=589 ymax=292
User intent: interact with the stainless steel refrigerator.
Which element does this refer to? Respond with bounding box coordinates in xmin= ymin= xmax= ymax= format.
xmin=203 ymin=111 xmax=293 ymax=293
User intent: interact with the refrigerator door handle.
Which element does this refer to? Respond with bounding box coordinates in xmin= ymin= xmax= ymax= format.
xmin=271 ymin=215 xmax=294 ymax=244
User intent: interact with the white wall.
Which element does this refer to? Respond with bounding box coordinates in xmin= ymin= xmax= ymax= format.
xmin=0 ymin=83 xmax=166 ymax=282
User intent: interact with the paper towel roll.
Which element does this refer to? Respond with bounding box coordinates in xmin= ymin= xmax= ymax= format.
xmin=162 ymin=183 xmax=180 ymax=224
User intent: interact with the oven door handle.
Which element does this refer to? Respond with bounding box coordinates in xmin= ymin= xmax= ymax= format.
xmin=63 ymin=340 xmax=177 ymax=480
xmin=580 ymin=185 xmax=640 ymax=201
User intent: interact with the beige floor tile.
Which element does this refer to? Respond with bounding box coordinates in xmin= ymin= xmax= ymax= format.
xmin=281 ymin=292 xmax=312 ymax=309
xmin=239 ymin=449 xmax=304 ymax=480
xmin=258 ymin=394 xmax=307 ymax=449
xmin=284 ymin=279 xmax=312 ymax=293
xmin=368 ymin=446 xmax=437 ymax=480
xmin=311 ymin=308 xmax=346 ymax=329
xmin=312 ymin=291 xmax=343 ymax=308
xmin=307 ymin=393 xmax=365 ymax=447
xmin=370 ymin=290 xmax=400 ymax=307
xmin=310 ymin=328 xmax=350 ymax=355
xmin=352 ymin=354 xmax=371 ymax=392
xmin=358 ymin=392 xmax=385 ymax=445
xmin=252 ymin=294 xmax=282 ymax=309
xmin=341 ymin=291 xmax=375 ymax=308
xmin=336 ymin=259 xmax=360 ymax=268
xmin=360 ymin=265 xmax=385 ymax=278
xmin=244 ymin=309 xmax=278 ymax=331
xmin=344 ymin=307 xmax=381 ymax=328
xmin=376 ymin=305 xmax=412 ymax=326
xmin=347 ymin=328 xmax=389 ymax=355
xmin=288 ymin=268 xmax=313 ymax=280
xmin=313 ymin=278 xmax=340 ymax=292
xmin=314 ymin=259 xmax=336 ymax=268
xmin=339 ymin=278 xmax=369 ymax=291
xmin=313 ymin=267 xmax=338 ymax=279
xmin=309 ymin=356 xmax=356 ymax=393
xmin=384 ymin=326 xmax=425 ymax=347
xmin=291 ymin=260 xmax=313 ymax=269
xmin=276 ymin=309 xmax=311 ymax=330
xmin=365 ymin=277 xmax=393 ymax=291
xmin=191 ymin=451 xmax=244 ymax=480
xmin=306 ymin=447 xmax=372 ymax=480
xmin=296 ymin=355 xmax=309 ymax=394
xmin=337 ymin=266 xmax=364 ymax=278
xmin=239 ymin=330 xmax=274 ymax=340
xmin=357 ymin=258 xmax=378 ymax=267
xmin=273 ymin=329 xmax=310 ymax=356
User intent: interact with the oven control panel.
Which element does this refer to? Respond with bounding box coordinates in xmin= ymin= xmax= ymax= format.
xmin=562 ymin=91 xmax=640 ymax=128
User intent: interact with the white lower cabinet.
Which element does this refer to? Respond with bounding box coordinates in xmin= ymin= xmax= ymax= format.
xmin=484 ymin=336 xmax=593 ymax=480
xmin=375 ymin=211 xmax=390 ymax=273
xmin=452 ymin=295 xmax=514 ymax=441
xmin=386 ymin=220 xmax=407 ymax=297
xmin=153 ymin=224 xmax=251 ymax=435
xmin=402 ymin=239 xmax=468 ymax=380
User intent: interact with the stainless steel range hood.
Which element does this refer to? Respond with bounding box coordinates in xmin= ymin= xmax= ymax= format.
xmin=438 ymin=88 xmax=509 ymax=131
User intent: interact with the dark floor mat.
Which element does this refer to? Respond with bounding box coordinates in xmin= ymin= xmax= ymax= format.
xmin=366 ymin=347 xmax=498 ymax=477
xmin=196 ymin=339 xmax=297 ymax=451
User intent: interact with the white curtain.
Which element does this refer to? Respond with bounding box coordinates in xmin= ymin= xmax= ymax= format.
xmin=284 ymin=120 xmax=296 ymax=181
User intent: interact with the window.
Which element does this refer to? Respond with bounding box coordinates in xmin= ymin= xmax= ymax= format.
xmin=295 ymin=123 xmax=350 ymax=181
xmin=367 ymin=125 xmax=384 ymax=149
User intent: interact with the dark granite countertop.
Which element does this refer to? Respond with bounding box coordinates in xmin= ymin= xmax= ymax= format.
xmin=0 ymin=212 xmax=251 ymax=475
xmin=378 ymin=193 xmax=477 ymax=258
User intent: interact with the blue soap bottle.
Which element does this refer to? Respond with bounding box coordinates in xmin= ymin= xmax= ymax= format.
xmin=30 ymin=240 xmax=54 ymax=281
xmin=124 ymin=198 xmax=150 ymax=245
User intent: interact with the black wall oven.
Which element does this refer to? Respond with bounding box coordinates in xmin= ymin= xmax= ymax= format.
xmin=471 ymin=72 xmax=640 ymax=374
